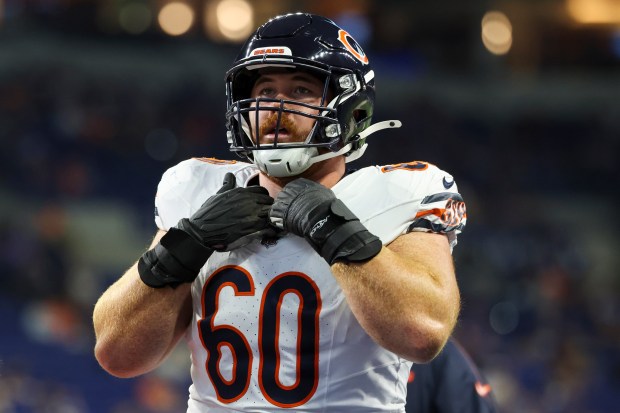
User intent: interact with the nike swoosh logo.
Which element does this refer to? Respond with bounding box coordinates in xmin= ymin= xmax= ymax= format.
xmin=442 ymin=176 xmax=455 ymax=189
xmin=475 ymin=382 xmax=492 ymax=397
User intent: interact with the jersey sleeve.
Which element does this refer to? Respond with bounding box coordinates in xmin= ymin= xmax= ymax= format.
xmin=153 ymin=158 xmax=254 ymax=231
xmin=403 ymin=164 xmax=467 ymax=249
xmin=336 ymin=161 xmax=467 ymax=250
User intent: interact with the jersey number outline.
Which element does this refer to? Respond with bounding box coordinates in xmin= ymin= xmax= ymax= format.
xmin=198 ymin=265 xmax=321 ymax=408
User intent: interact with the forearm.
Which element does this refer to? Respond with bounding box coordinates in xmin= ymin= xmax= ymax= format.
xmin=93 ymin=232 xmax=192 ymax=378
xmin=331 ymin=235 xmax=460 ymax=363
xmin=269 ymin=179 xmax=460 ymax=361
xmin=93 ymin=177 xmax=274 ymax=377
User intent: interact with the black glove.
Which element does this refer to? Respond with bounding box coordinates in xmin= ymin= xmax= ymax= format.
xmin=270 ymin=178 xmax=382 ymax=265
xmin=176 ymin=172 xmax=275 ymax=251
xmin=139 ymin=172 xmax=274 ymax=288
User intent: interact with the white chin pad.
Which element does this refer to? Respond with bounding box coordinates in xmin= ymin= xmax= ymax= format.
xmin=252 ymin=147 xmax=318 ymax=177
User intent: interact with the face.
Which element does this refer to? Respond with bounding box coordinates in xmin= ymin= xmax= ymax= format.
xmin=248 ymin=70 xmax=327 ymax=145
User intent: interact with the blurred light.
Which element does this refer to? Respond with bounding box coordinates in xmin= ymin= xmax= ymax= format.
xmin=145 ymin=129 xmax=178 ymax=161
xmin=489 ymin=301 xmax=519 ymax=335
xmin=204 ymin=0 xmax=254 ymax=43
xmin=216 ymin=0 xmax=253 ymax=41
xmin=158 ymin=1 xmax=195 ymax=36
xmin=566 ymin=0 xmax=620 ymax=25
xmin=481 ymin=11 xmax=513 ymax=56
xmin=119 ymin=2 xmax=152 ymax=35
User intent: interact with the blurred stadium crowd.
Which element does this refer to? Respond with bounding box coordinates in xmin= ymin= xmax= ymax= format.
xmin=1 ymin=1 xmax=620 ymax=413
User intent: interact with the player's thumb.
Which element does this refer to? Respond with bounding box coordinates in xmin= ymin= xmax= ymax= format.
xmin=217 ymin=172 xmax=237 ymax=194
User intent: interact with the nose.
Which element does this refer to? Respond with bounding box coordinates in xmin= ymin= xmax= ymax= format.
xmin=265 ymin=91 xmax=289 ymax=106
xmin=255 ymin=95 xmax=291 ymax=119
xmin=253 ymin=91 xmax=283 ymax=107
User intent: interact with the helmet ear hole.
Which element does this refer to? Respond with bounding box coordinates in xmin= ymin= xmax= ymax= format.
xmin=353 ymin=109 xmax=365 ymax=122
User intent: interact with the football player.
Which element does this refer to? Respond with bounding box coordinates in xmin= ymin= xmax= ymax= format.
xmin=406 ymin=338 xmax=499 ymax=413
xmin=93 ymin=13 xmax=467 ymax=412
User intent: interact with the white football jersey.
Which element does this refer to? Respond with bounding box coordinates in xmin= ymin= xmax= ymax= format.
xmin=154 ymin=157 xmax=467 ymax=412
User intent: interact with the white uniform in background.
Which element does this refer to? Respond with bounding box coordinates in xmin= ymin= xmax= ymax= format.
xmin=154 ymin=157 xmax=467 ymax=413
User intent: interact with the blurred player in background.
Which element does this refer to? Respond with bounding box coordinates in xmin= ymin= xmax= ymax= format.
xmin=406 ymin=338 xmax=499 ymax=413
xmin=93 ymin=12 xmax=466 ymax=412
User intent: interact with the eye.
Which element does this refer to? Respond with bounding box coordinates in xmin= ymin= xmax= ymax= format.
xmin=293 ymin=84 xmax=323 ymax=100
xmin=256 ymin=86 xmax=275 ymax=97
xmin=294 ymin=86 xmax=312 ymax=95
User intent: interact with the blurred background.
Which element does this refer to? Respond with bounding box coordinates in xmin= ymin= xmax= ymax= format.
xmin=0 ymin=0 xmax=619 ymax=412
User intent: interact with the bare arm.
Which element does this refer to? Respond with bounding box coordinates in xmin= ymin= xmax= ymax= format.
xmin=331 ymin=231 xmax=460 ymax=363
xmin=93 ymin=230 xmax=193 ymax=378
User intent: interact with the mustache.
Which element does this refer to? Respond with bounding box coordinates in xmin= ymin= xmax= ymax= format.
xmin=257 ymin=112 xmax=303 ymax=143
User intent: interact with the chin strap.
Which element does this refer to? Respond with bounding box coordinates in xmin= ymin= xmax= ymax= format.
xmin=308 ymin=119 xmax=402 ymax=166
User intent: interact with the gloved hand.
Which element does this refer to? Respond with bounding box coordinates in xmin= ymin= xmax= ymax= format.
xmin=139 ymin=172 xmax=274 ymax=288
xmin=177 ymin=172 xmax=275 ymax=251
xmin=270 ymin=178 xmax=382 ymax=265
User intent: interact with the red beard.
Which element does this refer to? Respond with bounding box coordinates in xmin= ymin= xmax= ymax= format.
xmin=257 ymin=111 xmax=306 ymax=144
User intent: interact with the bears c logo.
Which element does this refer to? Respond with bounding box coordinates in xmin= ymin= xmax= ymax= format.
xmin=337 ymin=29 xmax=369 ymax=65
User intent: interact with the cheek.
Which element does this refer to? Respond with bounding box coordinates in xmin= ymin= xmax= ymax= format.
xmin=291 ymin=106 xmax=320 ymax=128
xmin=247 ymin=112 xmax=257 ymax=129
xmin=247 ymin=107 xmax=267 ymax=129
xmin=293 ymin=114 xmax=315 ymax=131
